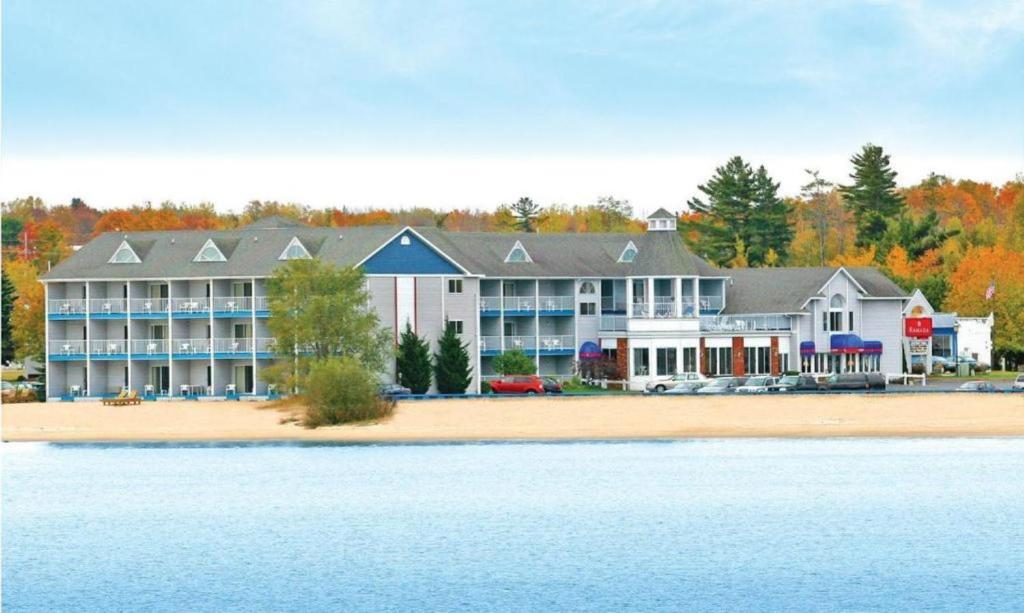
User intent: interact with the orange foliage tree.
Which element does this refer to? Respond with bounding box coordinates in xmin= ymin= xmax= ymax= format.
xmin=945 ymin=245 xmax=1024 ymax=358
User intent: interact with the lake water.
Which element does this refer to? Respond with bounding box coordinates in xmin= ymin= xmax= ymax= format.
xmin=4 ymin=439 xmax=1024 ymax=611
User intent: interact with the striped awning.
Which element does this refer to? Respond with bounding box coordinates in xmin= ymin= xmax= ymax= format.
xmin=830 ymin=334 xmax=864 ymax=354
xmin=799 ymin=341 xmax=816 ymax=356
xmin=863 ymin=340 xmax=883 ymax=355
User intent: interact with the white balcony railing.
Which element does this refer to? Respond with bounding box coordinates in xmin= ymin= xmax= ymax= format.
xmin=255 ymin=337 xmax=276 ymax=353
xmin=253 ymin=296 xmax=270 ymax=312
xmin=503 ymin=296 xmax=537 ymax=311
xmin=537 ymin=295 xmax=573 ymax=311
xmin=504 ymin=335 xmax=536 ymax=351
xmin=479 ymin=335 xmax=502 ymax=352
xmin=213 ymin=337 xmax=253 ymax=353
xmin=49 ymin=339 xmax=86 ymax=355
xmin=600 ymin=315 xmax=627 ymax=331
xmin=172 ymin=338 xmax=211 ymax=354
xmin=48 ymin=299 xmax=87 ymax=315
xmin=698 ymin=295 xmax=725 ymax=312
xmin=700 ymin=314 xmax=791 ymax=332
xmin=538 ymin=335 xmax=573 ymax=351
xmin=631 ymin=302 xmax=649 ymax=317
xmin=171 ymin=298 xmax=210 ymax=314
xmin=479 ymin=296 xmax=501 ymax=311
xmin=213 ymin=296 xmax=252 ymax=312
xmin=131 ymin=339 xmax=168 ymax=354
xmin=88 ymin=298 xmax=128 ymax=315
xmin=130 ymin=298 xmax=170 ymax=314
xmin=90 ymin=339 xmax=128 ymax=355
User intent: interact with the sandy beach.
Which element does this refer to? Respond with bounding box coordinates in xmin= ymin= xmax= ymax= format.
xmin=3 ymin=393 xmax=1023 ymax=442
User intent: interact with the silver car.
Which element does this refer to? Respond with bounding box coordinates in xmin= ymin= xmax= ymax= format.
xmin=645 ymin=372 xmax=708 ymax=393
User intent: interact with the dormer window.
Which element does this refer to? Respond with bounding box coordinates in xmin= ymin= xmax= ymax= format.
xmin=108 ymin=240 xmax=141 ymax=264
xmin=279 ymin=236 xmax=311 ymax=260
xmin=646 ymin=208 xmax=677 ymax=231
xmin=193 ymin=239 xmax=227 ymax=262
xmin=504 ymin=240 xmax=532 ymax=263
xmin=618 ymin=241 xmax=638 ymax=263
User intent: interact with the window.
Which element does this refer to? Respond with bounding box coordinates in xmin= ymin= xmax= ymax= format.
xmin=579 ymin=302 xmax=596 ymax=316
xmin=400 ymin=235 xmax=412 ymax=246
xmin=579 ymin=281 xmax=596 ymax=294
xmin=448 ymin=279 xmax=463 ymax=294
xmin=682 ymin=347 xmax=697 ymax=372
xmin=829 ymin=311 xmax=843 ymax=332
xmin=193 ymin=239 xmax=226 ymax=262
xmin=504 ymin=240 xmax=532 ymax=263
xmin=109 ymin=240 xmax=141 ymax=264
xmin=618 ymin=241 xmax=638 ymax=263
xmin=602 ymin=348 xmax=617 ymax=361
xmin=744 ymin=346 xmax=770 ymax=375
xmin=779 ymin=353 xmax=790 ymax=374
xmin=706 ymin=347 xmax=733 ymax=376
xmin=656 ymin=348 xmax=677 ymax=376
xmin=503 ymin=320 xmax=516 ymax=336
xmin=447 ymin=320 xmax=464 ymax=334
xmin=633 ymin=348 xmax=649 ymax=376
xmin=278 ymin=236 xmax=311 ymax=260
xmin=849 ymin=311 xmax=854 ymax=331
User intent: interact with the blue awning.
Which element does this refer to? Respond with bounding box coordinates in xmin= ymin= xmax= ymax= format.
xmin=863 ymin=340 xmax=882 ymax=355
xmin=579 ymin=341 xmax=602 ymax=360
xmin=799 ymin=341 xmax=816 ymax=356
xmin=830 ymin=334 xmax=864 ymax=354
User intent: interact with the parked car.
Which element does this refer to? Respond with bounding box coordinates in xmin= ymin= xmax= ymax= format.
xmin=774 ymin=375 xmax=823 ymax=392
xmin=736 ymin=376 xmax=778 ymax=394
xmin=378 ymin=383 xmax=411 ymax=398
xmin=956 ymin=381 xmax=996 ymax=392
xmin=541 ymin=377 xmax=564 ymax=394
xmin=645 ymin=372 xmax=708 ymax=393
xmin=1014 ymin=374 xmax=1024 ymax=391
xmin=663 ymin=380 xmax=709 ymax=394
xmin=696 ymin=377 xmax=746 ymax=394
xmin=822 ymin=373 xmax=886 ymax=391
xmin=489 ymin=375 xmax=546 ymax=395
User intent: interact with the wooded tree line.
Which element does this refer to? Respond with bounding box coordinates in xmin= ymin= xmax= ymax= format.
xmin=3 ymin=143 xmax=1023 ymax=363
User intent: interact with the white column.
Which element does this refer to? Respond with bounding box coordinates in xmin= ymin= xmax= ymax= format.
xmin=126 ymin=282 xmax=132 ymax=392
xmin=694 ymin=278 xmax=701 ymax=316
xmin=167 ymin=279 xmax=173 ymax=398
xmin=209 ymin=278 xmax=215 ymax=396
xmin=475 ymin=281 xmax=482 ymax=394
xmin=251 ymin=277 xmax=257 ymax=395
xmin=498 ymin=279 xmax=505 ymax=351
xmin=534 ymin=279 xmax=540 ymax=373
xmin=84 ymin=282 xmax=90 ymax=397
xmin=675 ymin=277 xmax=683 ymax=318
xmin=647 ymin=277 xmax=654 ymax=318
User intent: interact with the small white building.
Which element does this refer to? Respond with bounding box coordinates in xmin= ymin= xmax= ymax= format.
xmin=955 ymin=314 xmax=994 ymax=366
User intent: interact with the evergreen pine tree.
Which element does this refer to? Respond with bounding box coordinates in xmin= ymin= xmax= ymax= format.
xmin=840 ymin=143 xmax=904 ymax=249
xmin=510 ymin=197 xmax=540 ymax=232
xmin=395 ymin=323 xmax=432 ymax=394
xmin=1 ymin=272 xmax=17 ymax=363
xmin=434 ymin=320 xmax=472 ymax=394
xmin=748 ymin=165 xmax=793 ymax=264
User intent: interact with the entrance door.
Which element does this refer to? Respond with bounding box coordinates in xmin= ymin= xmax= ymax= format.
xmin=149 ymin=283 xmax=169 ymax=299
xmin=502 ymin=281 xmax=516 ymax=297
xmin=150 ymin=324 xmax=167 ymax=340
xmin=233 ymin=323 xmax=251 ymax=340
xmin=234 ymin=365 xmax=253 ymax=394
xmin=232 ymin=281 xmax=252 ymax=298
xmin=149 ymin=366 xmax=169 ymax=394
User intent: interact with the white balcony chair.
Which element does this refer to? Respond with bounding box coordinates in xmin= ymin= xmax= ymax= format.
xmin=147 ymin=342 xmax=157 ymax=354
xmin=108 ymin=342 xmax=119 ymax=354
xmin=70 ymin=384 xmax=81 ymax=397
xmin=180 ymin=384 xmax=191 ymax=396
xmin=143 ymin=301 xmax=153 ymax=313
xmin=226 ymin=300 xmax=237 ymax=312
xmin=230 ymin=341 xmax=240 ymax=352
xmin=178 ymin=342 xmax=191 ymax=354
xmin=144 ymin=384 xmax=155 ymax=395
xmin=225 ymin=383 xmax=237 ymax=395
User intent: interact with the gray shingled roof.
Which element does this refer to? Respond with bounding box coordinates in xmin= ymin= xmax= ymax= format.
xmin=719 ymin=266 xmax=908 ymax=314
xmin=647 ymin=207 xmax=676 ymax=219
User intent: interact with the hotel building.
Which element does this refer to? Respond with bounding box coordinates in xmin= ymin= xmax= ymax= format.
xmin=41 ymin=211 xmax=911 ymax=399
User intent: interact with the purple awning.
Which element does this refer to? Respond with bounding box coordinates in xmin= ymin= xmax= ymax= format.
xmin=863 ymin=340 xmax=883 ymax=355
xmin=830 ymin=334 xmax=865 ymax=354
xmin=579 ymin=341 xmax=602 ymax=360
xmin=799 ymin=341 xmax=816 ymax=356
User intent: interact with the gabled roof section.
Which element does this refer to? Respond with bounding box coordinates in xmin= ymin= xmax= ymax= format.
xmin=618 ymin=241 xmax=639 ymax=263
xmin=108 ymin=240 xmax=141 ymax=264
xmin=278 ymin=236 xmax=312 ymax=260
xmin=504 ymin=240 xmax=532 ymax=263
xmin=193 ymin=238 xmax=227 ymax=262
xmin=647 ymin=207 xmax=675 ymax=219
xmin=718 ymin=266 xmax=909 ymax=315
xmin=817 ymin=267 xmax=867 ymax=296
xmin=359 ymin=227 xmax=468 ymax=275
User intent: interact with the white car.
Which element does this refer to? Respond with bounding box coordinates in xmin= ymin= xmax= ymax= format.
xmin=645 ymin=372 xmax=708 ymax=393
xmin=1014 ymin=374 xmax=1024 ymax=391
xmin=736 ymin=376 xmax=778 ymax=394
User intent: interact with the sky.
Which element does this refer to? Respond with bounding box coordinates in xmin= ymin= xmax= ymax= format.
xmin=2 ymin=0 xmax=1023 ymax=215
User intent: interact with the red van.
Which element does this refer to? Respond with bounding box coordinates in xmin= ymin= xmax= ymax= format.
xmin=489 ymin=375 xmax=546 ymax=394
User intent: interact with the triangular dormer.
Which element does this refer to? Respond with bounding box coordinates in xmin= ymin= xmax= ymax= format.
xmin=193 ymin=238 xmax=227 ymax=262
xmin=108 ymin=240 xmax=141 ymax=264
xmin=618 ymin=241 xmax=638 ymax=263
xmin=504 ymin=240 xmax=532 ymax=263
xmin=279 ymin=236 xmax=311 ymax=260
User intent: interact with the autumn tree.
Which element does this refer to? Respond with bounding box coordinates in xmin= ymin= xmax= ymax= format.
xmin=945 ymin=245 xmax=1024 ymax=362
xmin=799 ymin=169 xmax=835 ymax=266
xmin=10 ymin=264 xmax=44 ymax=363
xmin=840 ymin=144 xmax=904 ymax=249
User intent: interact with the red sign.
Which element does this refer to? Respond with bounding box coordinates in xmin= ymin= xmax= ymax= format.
xmin=904 ymin=317 xmax=933 ymax=339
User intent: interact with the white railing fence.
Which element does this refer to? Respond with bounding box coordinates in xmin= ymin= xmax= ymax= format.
xmin=50 ymin=339 xmax=86 ymax=355
xmin=88 ymin=298 xmax=128 ymax=314
xmin=537 ymin=295 xmax=573 ymax=311
xmin=700 ymin=314 xmax=791 ymax=332
xmin=213 ymin=337 xmax=253 ymax=353
xmin=213 ymin=296 xmax=252 ymax=312
xmin=172 ymin=338 xmax=211 ymax=354
xmin=89 ymin=339 xmax=128 ymax=355
xmin=538 ymin=335 xmax=573 ymax=351
xmin=131 ymin=339 xmax=168 ymax=354
xmin=479 ymin=335 xmax=502 ymax=352
xmin=253 ymin=296 xmax=270 ymax=311
xmin=600 ymin=315 xmax=627 ymax=331
xmin=255 ymin=337 xmax=276 ymax=353
xmin=171 ymin=298 xmax=210 ymax=314
xmin=503 ymin=296 xmax=537 ymax=311
xmin=479 ymin=296 xmax=501 ymax=311
xmin=129 ymin=298 xmax=170 ymax=314
xmin=48 ymin=299 xmax=87 ymax=315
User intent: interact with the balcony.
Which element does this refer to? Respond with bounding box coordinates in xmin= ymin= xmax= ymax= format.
xmin=600 ymin=315 xmax=627 ymax=331
xmin=601 ymin=296 xmax=626 ymax=313
xmin=479 ymin=295 xmax=574 ymax=316
xmin=88 ymin=298 xmax=128 ymax=318
xmin=131 ymin=339 xmax=169 ymax=358
xmin=49 ymin=340 xmax=87 ymax=360
xmin=700 ymin=314 xmax=791 ymax=332
xmin=48 ymin=337 xmax=280 ymax=361
xmin=170 ymin=298 xmax=210 ymax=318
xmin=478 ymin=335 xmax=574 ymax=356
xmin=49 ymin=296 xmax=271 ymax=320
xmin=89 ymin=339 xmax=128 ymax=359
xmin=47 ymin=299 xmax=87 ymax=319
xmin=130 ymin=298 xmax=170 ymax=318
xmin=698 ymin=295 xmax=724 ymax=313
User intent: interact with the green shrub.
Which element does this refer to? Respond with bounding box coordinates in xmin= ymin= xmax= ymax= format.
xmin=480 ymin=381 xmax=492 ymax=394
xmin=492 ymin=350 xmax=536 ymax=375
xmin=303 ymin=356 xmax=394 ymax=428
